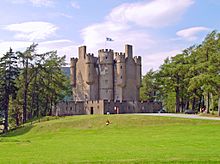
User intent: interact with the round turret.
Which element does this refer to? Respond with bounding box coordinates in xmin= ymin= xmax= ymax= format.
xmin=115 ymin=52 xmax=126 ymax=87
xmin=134 ymin=56 xmax=142 ymax=88
xmin=85 ymin=53 xmax=95 ymax=85
xmin=70 ymin=57 xmax=78 ymax=88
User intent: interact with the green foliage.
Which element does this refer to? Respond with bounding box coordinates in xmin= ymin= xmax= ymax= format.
xmin=140 ymin=69 xmax=157 ymax=101
xmin=0 ymin=48 xmax=19 ymax=132
xmin=0 ymin=44 xmax=71 ymax=131
xmin=162 ymin=91 xmax=176 ymax=112
xmin=140 ymin=31 xmax=220 ymax=113
xmin=1 ymin=115 xmax=220 ymax=163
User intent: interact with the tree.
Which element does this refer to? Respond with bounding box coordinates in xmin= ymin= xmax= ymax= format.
xmin=140 ymin=69 xmax=158 ymax=101
xmin=0 ymin=48 xmax=19 ymax=132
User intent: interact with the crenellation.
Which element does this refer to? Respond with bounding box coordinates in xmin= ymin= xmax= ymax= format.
xmin=52 ymin=44 xmax=162 ymax=116
xmin=115 ymin=52 xmax=125 ymax=63
xmin=98 ymin=49 xmax=113 ymax=53
xmin=134 ymin=56 xmax=141 ymax=65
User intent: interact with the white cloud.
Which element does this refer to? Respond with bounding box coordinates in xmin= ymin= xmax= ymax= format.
xmin=37 ymin=39 xmax=78 ymax=64
xmin=9 ymin=0 xmax=55 ymax=7
xmin=70 ymin=1 xmax=80 ymax=9
xmin=107 ymin=0 xmax=194 ymax=27
xmin=0 ymin=41 xmax=32 ymax=57
xmin=80 ymin=0 xmax=194 ymax=73
xmin=3 ymin=21 xmax=58 ymax=41
xmin=176 ymin=26 xmax=211 ymax=41
xmin=143 ymin=50 xmax=182 ymax=71
xmin=57 ymin=13 xmax=73 ymax=19
xmin=29 ymin=0 xmax=55 ymax=7
xmin=0 ymin=39 xmax=78 ymax=65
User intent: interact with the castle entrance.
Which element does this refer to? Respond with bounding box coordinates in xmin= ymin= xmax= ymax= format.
xmin=90 ymin=107 xmax=94 ymax=115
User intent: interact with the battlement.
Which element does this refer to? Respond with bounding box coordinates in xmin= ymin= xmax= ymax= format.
xmin=98 ymin=49 xmax=114 ymax=53
xmin=134 ymin=56 xmax=141 ymax=65
xmin=85 ymin=53 xmax=95 ymax=63
xmin=115 ymin=52 xmax=125 ymax=63
xmin=70 ymin=57 xmax=78 ymax=63
xmin=98 ymin=49 xmax=114 ymax=64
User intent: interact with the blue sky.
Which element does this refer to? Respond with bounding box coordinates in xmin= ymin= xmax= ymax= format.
xmin=0 ymin=0 xmax=220 ymax=74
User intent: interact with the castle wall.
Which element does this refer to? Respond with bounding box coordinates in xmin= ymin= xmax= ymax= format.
xmin=84 ymin=100 xmax=104 ymax=114
xmin=103 ymin=101 xmax=161 ymax=114
xmin=52 ymin=101 xmax=85 ymax=116
xmin=52 ymin=100 xmax=162 ymax=116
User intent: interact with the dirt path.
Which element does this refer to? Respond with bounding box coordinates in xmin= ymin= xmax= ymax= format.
xmin=135 ymin=113 xmax=220 ymax=120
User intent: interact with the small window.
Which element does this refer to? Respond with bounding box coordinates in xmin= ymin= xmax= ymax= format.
xmin=121 ymin=76 xmax=122 ymax=79
xmin=120 ymin=66 xmax=122 ymax=69
xmin=70 ymin=107 xmax=72 ymax=110
xmin=106 ymin=56 xmax=108 ymax=59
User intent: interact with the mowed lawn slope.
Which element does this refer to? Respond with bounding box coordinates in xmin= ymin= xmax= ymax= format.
xmin=1 ymin=115 xmax=220 ymax=163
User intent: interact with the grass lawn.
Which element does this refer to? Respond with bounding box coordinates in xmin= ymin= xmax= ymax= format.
xmin=0 ymin=115 xmax=220 ymax=163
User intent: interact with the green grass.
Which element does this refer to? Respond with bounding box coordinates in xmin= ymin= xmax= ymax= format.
xmin=1 ymin=115 xmax=220 ymax=163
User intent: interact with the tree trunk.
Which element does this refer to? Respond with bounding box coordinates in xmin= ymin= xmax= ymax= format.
xmin=218 ymin=97 xmax=220 ymax=117
xmin=15 ymin=110 xmax=19 ymax=127
xmin=204 ymin=93 xmax=210 ymax=114
xmin=198 ymin=96 xmax=202 ymax=112
xmin=180 ymin=96 xmax=184 ymax=113
xmin=30 ymin=75 xmax=37 ymax=120
xmin=23 ymin=58 xmax=28 ymax=123
xmin=36 ymin=89 xmax=39 ymax=117
xmin=175 ymin=86 xmax=180 ymax=113
xmin=207 ymin=92 xmax=210 ymax=114
xmin=23 ymin=87 xmax=28 ymax=123
xmin=192 ymin=97 xmax=196 ymax=111
xmin=3 ymin=94 xmax=9 ymax=133
xmin=44 ymin=97 xmax=49 ymax=116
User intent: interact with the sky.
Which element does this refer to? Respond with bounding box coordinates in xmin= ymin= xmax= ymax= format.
xmin=0 ymin=0 xmax=220 ymax=74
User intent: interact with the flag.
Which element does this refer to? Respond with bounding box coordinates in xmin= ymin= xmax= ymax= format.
xmin=106 ymin=37 xmax=114 ymax=41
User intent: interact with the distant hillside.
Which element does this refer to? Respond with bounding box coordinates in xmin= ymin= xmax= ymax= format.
xmin=61 ymin=67 xmax=70 ymax=77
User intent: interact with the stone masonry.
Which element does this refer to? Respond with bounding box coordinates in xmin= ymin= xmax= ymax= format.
xmin=52 ymin=44 xmax=162 ymax=116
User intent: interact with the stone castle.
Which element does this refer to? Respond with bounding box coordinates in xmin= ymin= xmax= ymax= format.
xmin=71 ymin=44 xmax=141 ymax=101
xmin=52 ymin=45 xmax=161 ymax=116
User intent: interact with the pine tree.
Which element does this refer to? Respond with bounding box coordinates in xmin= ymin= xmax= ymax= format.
xmin=0 ymin=48 xmax=19 ymax=132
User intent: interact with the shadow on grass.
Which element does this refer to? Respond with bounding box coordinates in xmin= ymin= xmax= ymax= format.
xmin=0 ymin=125 xmax=34 ymax=137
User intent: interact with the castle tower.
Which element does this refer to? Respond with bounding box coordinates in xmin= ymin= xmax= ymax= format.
xmin=98 ymin=49 xmax=114 ymax=100
xmin=115 ymin=52 xmax=126 ymax=87
xmin=70 ymin=57 xmax=78 ymax=88
xmin=78 ymin=46 xmax=86 ymax=59
xmin=114 ymin=52 xmax=126 ymax=101
xmin=125 ymin=44 xmax=133 ymax=58
xmin=134 ymin=56 xmax=142 ymax=89
xmin=85 ymin=53 xmax=95 ymax=85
